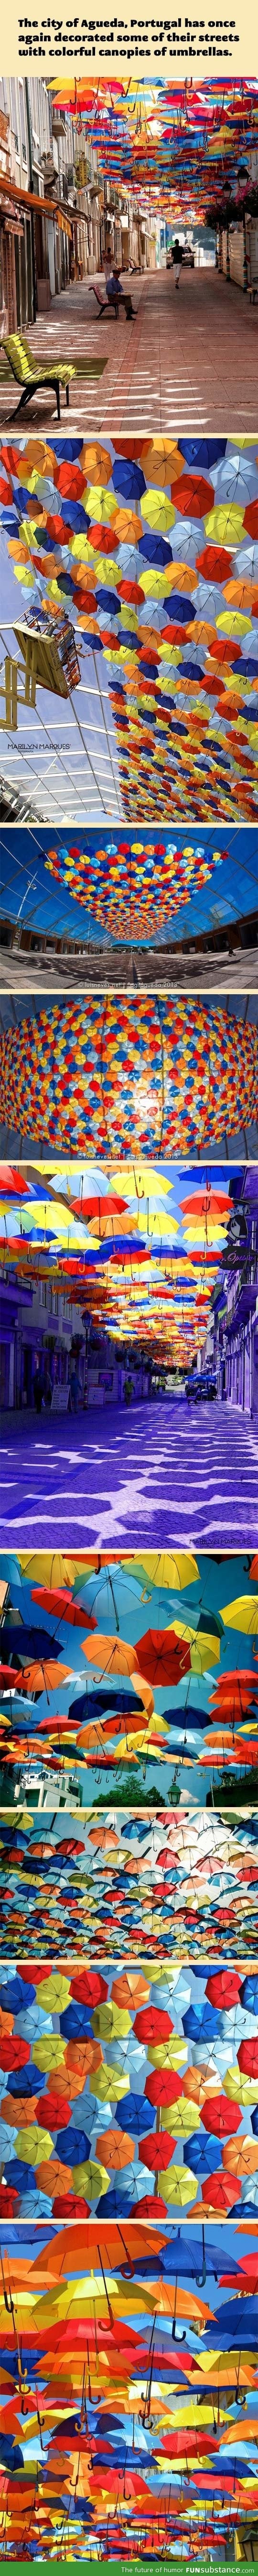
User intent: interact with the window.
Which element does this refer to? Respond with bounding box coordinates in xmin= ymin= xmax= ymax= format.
xmin=19 ymin=82 xmax=27 ymax=166
xmin=10 ymin=78 xmax=19 ymax=156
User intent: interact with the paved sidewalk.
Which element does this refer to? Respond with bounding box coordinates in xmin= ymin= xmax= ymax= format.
xmin=1 ymin=1397 xmax=257 ymax=1549
xmin=0 ymin=268 xmax=258 ymax=433
xmin=0 ymin=944 xmax=257 ymax=992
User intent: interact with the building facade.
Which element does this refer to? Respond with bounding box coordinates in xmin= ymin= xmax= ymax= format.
xmin=201 ymin=1172 xmax=258 ymax=1418
xmin=0 ymin=75 xmax=157 ymax=332
xmin=0 ymin=1268 xmax=86 ymax=1409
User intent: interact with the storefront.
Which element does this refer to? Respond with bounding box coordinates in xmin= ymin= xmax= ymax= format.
xmin=0 ymin=170 xmax=73 ymax=316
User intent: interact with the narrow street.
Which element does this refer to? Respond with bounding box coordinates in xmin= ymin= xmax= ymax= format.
xmin=0 ymin=267 xmax=258 ymax=433
xmin=1 ymin=1397 xmax=257 ymax=1548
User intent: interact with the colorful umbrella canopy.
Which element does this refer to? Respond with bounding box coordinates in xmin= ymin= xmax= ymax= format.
xmin=0 ymin=1007 xmax=257 ymax=1151
xmin=1 ymin=432 xmax=258 ymax=824
xmin=0 ymin=1545 xmax=258 ymax=1808
xmin=0 ymin=1962 xmax=257 ymax=2216
xmin=0 ymin=2216 xmax=258 ymax=2555
xmin=3 ymin=823 xmax=254 ymax=953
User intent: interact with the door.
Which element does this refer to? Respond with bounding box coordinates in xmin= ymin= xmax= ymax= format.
xmin=14 ymin=233 xmax=21 ymax=326
xmin=26 ymin=217 xmax=33 ymax=323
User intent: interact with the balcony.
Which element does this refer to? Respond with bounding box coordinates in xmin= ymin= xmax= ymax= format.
xmin=226 ymin=1279 xmax=258 ymax=1332
xmin=0 ymin=112 xmax=10 ymax=148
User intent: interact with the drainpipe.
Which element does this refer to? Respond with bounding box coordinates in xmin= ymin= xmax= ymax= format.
xmin=25 ymin=77 xmax=37 ymax=322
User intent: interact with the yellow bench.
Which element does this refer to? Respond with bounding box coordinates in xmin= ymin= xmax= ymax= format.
xmin=2 ymin=332 xmax=75 ymax=419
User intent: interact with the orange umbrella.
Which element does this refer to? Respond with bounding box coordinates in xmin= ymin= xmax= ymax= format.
xmin=13 ymin=1659 xmax=73 ymax=1698
xmin=96 ymin=2127 xmax=135 ymax=2171
xmin=83 ymin=1632 xmax=139 ymax=1676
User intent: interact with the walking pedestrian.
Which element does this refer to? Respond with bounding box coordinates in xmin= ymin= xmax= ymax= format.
xmin=172 ymin=239 xmax=183 ymax=289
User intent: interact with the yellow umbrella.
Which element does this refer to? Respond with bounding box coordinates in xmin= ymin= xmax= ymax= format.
xmin=172 ymin=1617 xmax=220 ymax=1673
xmin=161 ymin=2099 xmax=201 ymax=2136
xmin=124 ymin=1551 xmax=198 ymax=1589
xmin=148 ymin=2037 xmax=187 ymax=2071
xmin=161 ymin=2163 xmax=198 ymax=2207
xmin=89 ymin=2063 xmax=129 ymax=2103
xmin=72 ymin=2158 xmax=109 ymax=2201
xmin=15 ymin=2125 xmax=53 ymax=2166
xmin=31 ymin=2036 xmax=66 ymax=2071
xmin=33 ymin=1972 xmax=71 ymax=2012
xmin=222 ymin=1593 xmax=258 ymax=1635
xmin=93 ymin=2000 xmax=131 ymax=2040
xmin=224 ymin=2067 xmax=258 ymax=2106
xmin=140 ymin=491 xmax=175 ymax=535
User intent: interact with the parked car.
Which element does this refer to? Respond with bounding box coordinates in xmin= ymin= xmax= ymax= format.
xmin=182 ymin=246 xmax=194 ymax=266
xmin=186 ymin=1372 xmax=217 ymax=1402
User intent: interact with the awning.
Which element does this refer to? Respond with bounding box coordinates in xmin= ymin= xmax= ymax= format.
xmin=0 ymin=193 xmax=24 ymax=235
xmin=0 ymin=172 xmax=73 ymax=235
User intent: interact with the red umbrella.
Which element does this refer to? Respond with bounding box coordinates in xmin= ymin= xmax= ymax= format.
xmin=0 ymin=2188 xmax=19 ymax=2216
xmin=145 ymin=2070 xmax=183 ymax=2107
xmin=0 ymin=2036 xmax=30 ymax=2070
xmin=70 ymin=1970 xmax=108 ymax=2006
xmin=133 ymin=2007 xmax=174 ymax=2042
xmin=206 ymin=1972 xmax=242 ymax=2008
xmin=202 ymin=2096 xmax=241 ymax=2138
xmin=137 ymin=2132 xmax=175 ymax=2171
xmin=35 ymin=2092 xmax=72 ymax=2129
xmin=52 ymin=2193 xmax=90 ymax=2215
xmin=196 ymin=544 xmax=233 ymax=581
xmin=161 ymin=2429 xmax=218 ymax=2459
xmin=238 ymin=2039 xmax=258 ymax=2073
xmin=172 ymin=472 xmax=215 ymax=518
xmin=133 ymin=2193 xmax=168 ymax=2216
xmin=201 ymin=2174 xmax=238 ymax=2210
xmin=32 ymin=1584 xmax=96 ymax=1630
xmin=136 ymin=1629 xmax=191 ymax=1686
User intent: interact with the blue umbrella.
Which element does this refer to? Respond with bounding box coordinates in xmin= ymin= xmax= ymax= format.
xmin=0 ymin=2437 xmax=24 ymax=2471
xmin=165 ymin=596 xmax=196 ymax=625
xmin=55 ymin=2126 xmax=90 ymax=2165
xmin=96 ymin=2187 xmax=132 ymax=2216
xmin=47 ymin=438 xmax=83 ymax=461
xmin=58 ymin=500 xmax=90 ymax=532
xmin=116 ymin=2094 xmax=156 ymax=2139
xmin=182 ymin=2001 xmax=221 ymax=2040
xmin=7 ymin=2160 xmax=37 ymax=2195
xmin=240 ymin=1976 xmax=258 ymax=2010
xmin=7 ymin=2065 xmax=46 ymax=2097
xmin=157 ymin=2232 xmax=239 ymax=2281
xmin=178 ymin=439 xmax=226 ymax=468
xmin=96 ymin=589 xmax=121 ymax=614
xmin=112 ymin=461 xmax=146 ymax=501
xmin=59 ymin=2002 xmax=92 ymax=2039
xmin=139 ymin=533 xmax=173 ymax=566
xmin=183 ymin=2134 xmax=223 ymax=2176
xmin=0 ymin=1974 xmax=36 ymax=2014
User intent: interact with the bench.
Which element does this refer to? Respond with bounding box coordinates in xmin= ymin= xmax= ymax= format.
xmin=248 ymin=278 xmax=258 ymax=303
xmin=88 ymin=283 xmax=134 ymax=322
xmin=88 ymin=283 xmax=119 ymax=320
xmin=2 ymin=333 xmax=75 ymax=419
